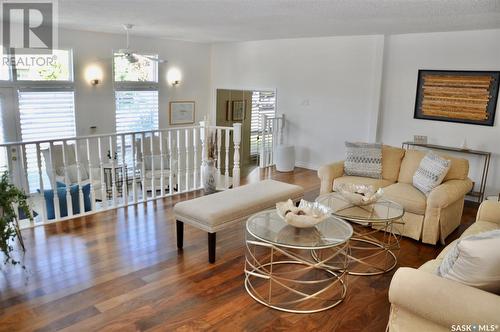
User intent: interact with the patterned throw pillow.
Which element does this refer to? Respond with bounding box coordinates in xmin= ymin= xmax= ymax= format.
xmin=344 ymin=142 xmax=382 ymax=179
xmin=412 ymin=151 xmax=450 ymax=195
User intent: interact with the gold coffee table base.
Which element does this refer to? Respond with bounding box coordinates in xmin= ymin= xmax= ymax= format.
xmin=245 ymin=239 xmax=349 ymax=314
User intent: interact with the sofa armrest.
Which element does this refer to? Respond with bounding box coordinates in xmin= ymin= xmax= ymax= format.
xmin=389 ymin=267 xmax=500 ymax=328
xmin=476 ymin=200 xmax=500 ymax=225
xmin=317 ymin=161 xmax=344 ymax=194
xmin=427 ymin=178 xmax=473 ymax=208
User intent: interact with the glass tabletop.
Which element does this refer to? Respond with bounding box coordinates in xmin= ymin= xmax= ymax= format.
xmin=246 ymin=209 xmax=353 ymax=249
xmin=315 ymin=192 xmax=404 ymax=224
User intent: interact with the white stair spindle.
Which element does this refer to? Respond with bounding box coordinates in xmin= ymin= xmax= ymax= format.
xmin=97 ymin=137 xmax=107 ymax=209
xmin=168 ymin=130 xmax=173 ymax=195
xmin=232 ymin=123 xmax=241 ymax=187
xmin=192 ymin=127 xmax=198 ymax=189
xmin=61 ymin=141 xmax=73 ymax=216
xmin=177 ymin=130 xmax=182 ymax=192
xmin=260 ymin=114 xmax=267 ymax=168
xmin=74 ymin=140 xmax=85 ymax=215
xmin=225 ymin=129 xmax=230 ymax=188
xmin=185 ymin=129 xmax=190 ymax=191
xmin=120 ymin=134 xmax=128 ymax=206
xmin=159 ymin=131 xmax=165 ymax=196
xmin=131 ymin=133 xmax=137 ymax=203
xmin=35 ymin=143 xmax=47 ymax=223
xmin=48 ymin=143 xmax=60 ymax=219
xmin=150 ymin=132 xmax=156 ymax=199
xmin=216 ymin=128 xmax=222 ymax=175
xmin=109 ymin=136 xmax=117 ymax=206
xmin=199 ymin=121 xmax=207 ymax=186
xmin=86 ymin=138 xmax=96 ymax=211
xmin=140 ymin=133 xmax=146 ymax=201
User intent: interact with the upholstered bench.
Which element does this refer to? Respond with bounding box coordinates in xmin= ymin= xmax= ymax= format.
xmin=173 ymin=179 xmax=304 ymax=263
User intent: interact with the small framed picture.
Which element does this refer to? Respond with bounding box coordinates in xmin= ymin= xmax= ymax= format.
xmin=231 ymin=100 xmax=245 ymax=122
xmin=170 ymin=101 xmax=195 ymax=125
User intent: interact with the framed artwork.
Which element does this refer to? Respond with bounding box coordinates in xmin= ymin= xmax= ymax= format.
xmin=169 ymin=101 xmax=195 ymax=125
xmin=414 ymin=70 xmax=500 ymax=126
xmin=231 ymin=100 xmax=246 ymax=122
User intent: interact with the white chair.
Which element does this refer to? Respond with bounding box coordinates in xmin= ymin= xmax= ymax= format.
xmin=135 ymin=136 xmax=178 ymax=193
xmin=41 ymin=144 xmax=103 ymax=200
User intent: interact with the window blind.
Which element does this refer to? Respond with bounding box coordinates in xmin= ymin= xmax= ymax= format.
xmin=18 ymin=90 xmax=76 ymax=191
xmin=115 ymin=90 xmax=159 ymax=133
xmin=115 ymin=90 xmax=159 ymax=166
xmin=250 ymin=91 xmax=276 ymax=156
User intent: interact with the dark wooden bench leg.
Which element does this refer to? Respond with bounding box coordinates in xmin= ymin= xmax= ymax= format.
xmin=208 ymin=232 xmax=216 ymax=263
xmin=176 ymin=220 xmax=184 ymax=249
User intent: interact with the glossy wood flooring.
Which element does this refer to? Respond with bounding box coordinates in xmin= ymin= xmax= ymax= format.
xmin=0 ymin=167 xmax=477 ymax=332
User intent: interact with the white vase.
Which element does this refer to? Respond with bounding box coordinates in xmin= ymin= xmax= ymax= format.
xmin=202 ymin=159 xmax=217 ymax=194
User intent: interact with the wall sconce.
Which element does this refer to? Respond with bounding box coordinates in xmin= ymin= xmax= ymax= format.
xmin=85 ymin=65 xmax=103 ymax=86
xmin=167 ymin=68 xmax=182 ymax=86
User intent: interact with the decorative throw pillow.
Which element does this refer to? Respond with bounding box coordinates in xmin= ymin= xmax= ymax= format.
xmin=56 ymin=164 xmax=89 ymax=183
xmin=437 ymin=229 xmax=500 ymax=294
xmin=344 ymin=142 xmax=382 ymax=179
xmin=412 ymin=151 xmax=450 ymax=195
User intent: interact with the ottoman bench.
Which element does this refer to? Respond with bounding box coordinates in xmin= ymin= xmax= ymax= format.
xmin=173 ymin=179 xmax=304 ymax=263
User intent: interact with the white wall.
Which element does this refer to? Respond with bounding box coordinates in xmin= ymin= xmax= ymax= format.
xmin=378 ymin=29 xmax=500 ymax=196
xmin=211 ymin=35 xmax=385 ymax=169
xmin=61 ymin=28 xmax=211 ymax=136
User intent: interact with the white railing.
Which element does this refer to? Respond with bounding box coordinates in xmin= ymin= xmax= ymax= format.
xmin=259 ymin=113 xmax=285 ymax=168
xmin=0 ymin=122 xmax=241 ymax=228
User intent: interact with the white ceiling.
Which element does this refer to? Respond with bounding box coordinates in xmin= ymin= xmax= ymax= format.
xmin=59 ymin=0 xmax=500 ymax=42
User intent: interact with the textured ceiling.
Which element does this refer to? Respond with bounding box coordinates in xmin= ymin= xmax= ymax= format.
xmin=59 ymin=0 xmax=500 ymax=42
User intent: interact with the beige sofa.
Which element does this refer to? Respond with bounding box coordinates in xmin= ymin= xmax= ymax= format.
xmin=387 ymin=201 xmax=500 ymax=331
xmin=318 ymin=146 xmax=473 ymax=245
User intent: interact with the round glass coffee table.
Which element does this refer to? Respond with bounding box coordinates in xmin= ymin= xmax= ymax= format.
xmin=316 ymin=192 xmax=404 ymax=276
xmin=245 ymin=209 xmax=353 ymax=313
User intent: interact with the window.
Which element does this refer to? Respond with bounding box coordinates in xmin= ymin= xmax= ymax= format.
xmin=18 ymin=90 xmax=76 ymax=191
xmin=0 ymin=101 xmax=6 ymax=172
xmin=0 ymin=49 xmax=11 ymax=80
xmin=14 ymin=49 xmax=73 ymax=81
xmin=113 ymin=53 xmax=158 ymax=82
xmin=115 ymin=90 xmax=159 ymax=133
xmin=251 ymin=91 xmax=276 ymax=156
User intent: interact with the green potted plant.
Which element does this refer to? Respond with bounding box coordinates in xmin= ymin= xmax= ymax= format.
xmin=0 ymin=171 xmax=32 ymax=266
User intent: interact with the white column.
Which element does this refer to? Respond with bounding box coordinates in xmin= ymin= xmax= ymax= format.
xmin=199 ymin=121 xmax=207 ymax=186
xmin=131 ymin=133 xmax=138 ymax=203
xmin=97 ymin=137 xmax=107 ymax=208
xmin=260 ymin=114 xmax=267 ymax=168
xmin=225 ymin=129 xmax=230 ymax=188
xmin=74 ymin=140 xmax=85 ymax=213
xmin=150 ymin=133 xmax=156 ymax=199
xmin=168 ymin=130 xmax=173 ymax=195
xmin=185 ymin=129 xmax=190 ymax=191
xmin=108 ymin=136 xmax=117 ymax=206
xmin=120 ymin=134 xmax=128 ymax=205
xmin=176 ymin=130 xmax=182 ymax=192
xmin=159 ymin=131 xmax=165 ymax=195
xmin=86 ymin=138 xmax=96 ymax=211
xmin=232 ymin=123 xmax=242 ymax=187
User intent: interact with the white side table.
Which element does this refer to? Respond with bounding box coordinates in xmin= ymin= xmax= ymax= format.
xmin=275 ymin=145 xmax=295 ymax=172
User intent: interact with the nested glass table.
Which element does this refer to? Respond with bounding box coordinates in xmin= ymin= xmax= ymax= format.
xmin=316 ymin=192 xmax=404 ymax=276
xmin=245 ymin=209 xmax=353 ymax=313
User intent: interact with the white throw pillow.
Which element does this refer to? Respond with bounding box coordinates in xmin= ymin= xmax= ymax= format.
xmin=437 ymin=229 xmax=500 ymax=294
xmin=57 ymin=164 xmax=88 ymax=183
xmin=412 ymin=151 xmax=450 ymax=195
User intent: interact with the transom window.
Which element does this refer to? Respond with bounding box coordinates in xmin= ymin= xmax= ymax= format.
xmin=113 ymin=53 xmax=158 ymax=82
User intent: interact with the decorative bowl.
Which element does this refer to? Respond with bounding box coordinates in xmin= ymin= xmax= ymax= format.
xmin=335 ymin=183 xmax=383 ymax=206
xmin=276 ymin=199 xmax=331 ymax=228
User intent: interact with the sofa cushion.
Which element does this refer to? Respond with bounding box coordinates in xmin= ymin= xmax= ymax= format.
xmin=344 ymin=142 xmax=382 ymax=179
xmin=437 ymin=230 xmax=500 ymax=294
xmin=382 ymin=145 xmax=405 ymax=182
xmin=383 ymin=183 xmax=427 ymax=215
xmin=419 ymin=259 xmax=441 ymax=273
xmin=398 ymin=150 xmax=469 ymax=184
xmin=333 ymin=176 xmax=394 ymax=191
xmin=412 ymin=151 xmax=451 ymax=196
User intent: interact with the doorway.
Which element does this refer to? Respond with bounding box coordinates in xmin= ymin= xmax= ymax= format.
xmin=215 ymin=88 xmax=276 ymax=176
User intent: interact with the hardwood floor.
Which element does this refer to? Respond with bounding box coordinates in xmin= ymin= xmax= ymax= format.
xmin=0 ymin=167 xmax=477 ymax=332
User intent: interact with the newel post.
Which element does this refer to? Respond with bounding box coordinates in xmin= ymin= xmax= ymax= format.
xmin=232 ymin=123 xmax=241 ymax=187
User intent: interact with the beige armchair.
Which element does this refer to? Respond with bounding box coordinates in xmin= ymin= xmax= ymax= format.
xmin=387 ymin=201 xmax=500 ymax=331
xmin=318 ymin=145 xmax=473 ymax=245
